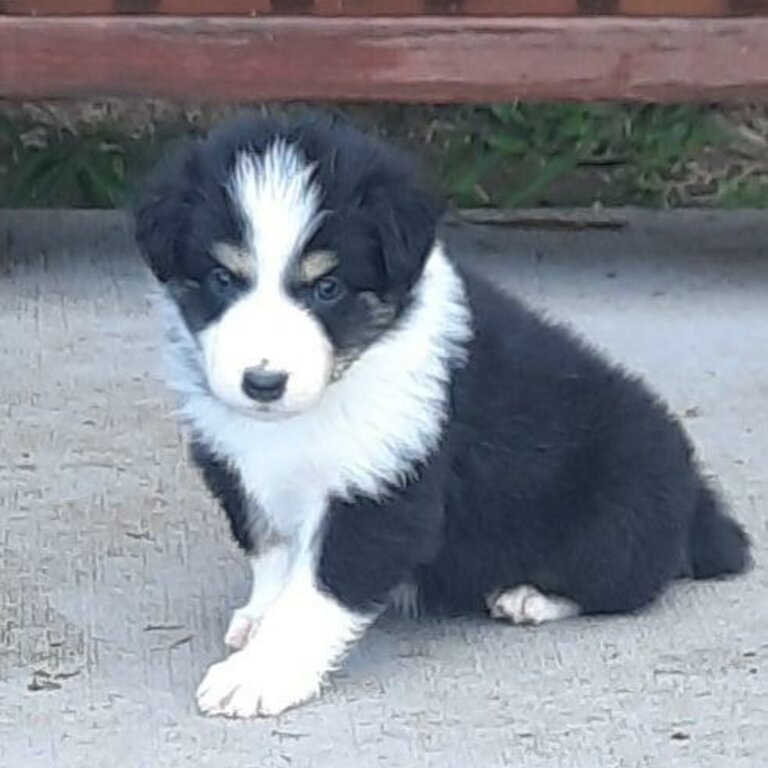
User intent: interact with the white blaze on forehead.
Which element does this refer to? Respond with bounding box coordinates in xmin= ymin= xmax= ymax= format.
xmin=230 ymin=141 xmax=322 ymax=287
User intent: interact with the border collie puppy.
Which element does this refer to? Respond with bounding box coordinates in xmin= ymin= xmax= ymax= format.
xmin=134 ymin=112 xmax=750 ymax=718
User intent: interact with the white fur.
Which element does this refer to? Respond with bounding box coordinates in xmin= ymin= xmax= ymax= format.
xmin=487 ymin=585 xmax=580 ymax=625
xmin=197 ymin=565 xmax=372 ymax=717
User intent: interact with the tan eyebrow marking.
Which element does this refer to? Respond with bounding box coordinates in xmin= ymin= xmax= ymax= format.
xmin=211 ymin=242 xmax=255 ymax=280
xmin=299 ymin=250 xmax=339 ymax=284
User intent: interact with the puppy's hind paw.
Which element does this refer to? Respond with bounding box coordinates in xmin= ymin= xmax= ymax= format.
xmin=487 ymin=585 xmax=579 ymax=626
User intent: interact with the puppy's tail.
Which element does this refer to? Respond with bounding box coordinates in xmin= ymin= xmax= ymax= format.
xmin=689 ymin=482 xmax=751 ymax=580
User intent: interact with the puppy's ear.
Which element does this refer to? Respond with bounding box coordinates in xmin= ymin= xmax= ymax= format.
xmin=372 ymin=184 xmax=443 ymax=290
xmin=132 ymin=140 xmax=198 ymax=283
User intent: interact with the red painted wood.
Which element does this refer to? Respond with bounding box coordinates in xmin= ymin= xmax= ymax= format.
xmin=2 ymin=0 xmax=767 ymax=16
xmin=1 ymin=17 xmax=767 ymax=102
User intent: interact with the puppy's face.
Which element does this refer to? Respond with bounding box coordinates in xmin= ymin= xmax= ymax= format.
xmin=134 ymin=115 xmax=440 ymax=419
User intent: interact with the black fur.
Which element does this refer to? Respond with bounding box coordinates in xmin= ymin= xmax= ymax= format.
xmin=189 ymin=439 xmax=255 ymax=552
xmin=319 ymin=457 xmax=449 ymax=612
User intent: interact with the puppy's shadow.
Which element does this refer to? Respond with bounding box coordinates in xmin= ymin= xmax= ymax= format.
xmin=331 ymin=610 xmax=501 ymax=702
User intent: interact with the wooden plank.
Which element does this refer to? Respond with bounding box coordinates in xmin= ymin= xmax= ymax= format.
xmin=2 ymin=0 xmax=767 ymax=16
xmin=1 ymin=16 xmax=767 ymax=102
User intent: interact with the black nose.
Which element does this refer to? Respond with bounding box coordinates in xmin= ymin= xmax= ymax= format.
xmin=241 ymin=368 xmax=288 ymax=403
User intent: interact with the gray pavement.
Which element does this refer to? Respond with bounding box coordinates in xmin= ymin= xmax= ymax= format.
xmin=0 ymin=209 xmax=766 ymax=768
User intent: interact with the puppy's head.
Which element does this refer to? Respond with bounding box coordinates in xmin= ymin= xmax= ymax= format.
xmin=134 ymin=112 xmax=441 ymax=419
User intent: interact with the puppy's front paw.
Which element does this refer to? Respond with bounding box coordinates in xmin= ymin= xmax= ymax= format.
xmin=223 ymin=609 xmax=259 ymax=650
xmin=196 ymin=649 xmax=323 ymax=718
xmin=200 ymin=570 xmax=371 ymax=718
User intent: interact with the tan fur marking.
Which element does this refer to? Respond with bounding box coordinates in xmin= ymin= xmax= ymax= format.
xmin=212 ymin=242 xmax=255 ymax=280
xmin=300 ymin=250 xmax=339 ymax=284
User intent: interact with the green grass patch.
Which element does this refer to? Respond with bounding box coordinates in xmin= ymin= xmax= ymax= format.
xmin=1 ymin=103 xmax=766 ymax=209
xmin=0 ymin=114 xmax=177 ymax=208
xmin=434 ymin=104 xmax=724 ymax=207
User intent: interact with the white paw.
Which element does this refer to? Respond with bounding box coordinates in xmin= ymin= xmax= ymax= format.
xmin=196 ymin=648 xmax=323 ymax=718
xmin=487 ymin=584 xmax=579 ymax=625
xmin=224 ymin=609 xmax=259 ymax=650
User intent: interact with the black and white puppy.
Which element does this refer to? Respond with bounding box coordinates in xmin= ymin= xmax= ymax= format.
xmin=134 ymin=112 xmax=750 ymax=718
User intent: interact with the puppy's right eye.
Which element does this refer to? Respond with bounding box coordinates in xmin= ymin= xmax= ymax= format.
xmin=207 ymin=267 xmax=235 ymax=296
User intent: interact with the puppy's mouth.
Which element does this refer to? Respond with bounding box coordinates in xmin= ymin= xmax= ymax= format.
xmin=250 ymin=404 xmax=303 ymax=421
xmin=221 ymin=399 xmax=305 ymax=422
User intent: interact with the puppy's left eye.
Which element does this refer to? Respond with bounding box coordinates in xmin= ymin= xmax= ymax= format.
xmin=207 ymin=266 xmax=236 ymax=296
xmin=314 ymin=276 xmax=344 ymax=303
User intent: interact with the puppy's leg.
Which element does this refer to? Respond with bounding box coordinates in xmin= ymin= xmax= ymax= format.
xmin=224 ymin=547 xmax=292 ymax=649
xmin=200 ymin=468 xmax=445 ymax=718
xmin=198 ymin=564 xmax=374 ymax=717
xmin=487 ymin=585 xmax=579 ymax=626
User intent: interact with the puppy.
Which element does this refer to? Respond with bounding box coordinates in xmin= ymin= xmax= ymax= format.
xmin=134 ymin=112 xmax=750 ymax=718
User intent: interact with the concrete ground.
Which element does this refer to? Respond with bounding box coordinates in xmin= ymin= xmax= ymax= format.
xmin=0 ymin=209 xmax=766 ymax=768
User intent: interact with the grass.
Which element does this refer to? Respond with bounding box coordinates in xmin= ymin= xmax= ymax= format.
xmin=1 ymin=103 xmax=767 ymax=209
xmin=431 ymin=103 xmax=725 ymax=207
xmin=0 ymin=114 xmax=181 ymax=208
